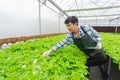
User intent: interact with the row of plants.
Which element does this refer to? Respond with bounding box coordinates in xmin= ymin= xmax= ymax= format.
xmin=101 ymin=32 xmax=120 ymax=69
xmin=0 ymin=35 xmax=88 ymax=80
xmin=0 ymin=32 xmax=119 ymax=80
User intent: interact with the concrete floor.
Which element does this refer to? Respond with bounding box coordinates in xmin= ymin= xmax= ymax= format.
xmin=89 ymin=61 xmax=120 ymax=80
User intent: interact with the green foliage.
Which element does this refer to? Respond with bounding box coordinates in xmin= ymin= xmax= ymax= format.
xmin=0 ymin=35 xmax=88 ymax=80
xmin=0 ymin=32 xmax=119 ymax=80
xmin=100 ymin=32 xmax=120 ymax=69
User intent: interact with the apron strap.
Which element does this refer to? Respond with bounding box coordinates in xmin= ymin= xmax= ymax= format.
xmin=71 ymin=32 xmax=75 ymax=39
xmin=80 ymin=26 xmax=89 ymax=36
xmin=71 ymin=25 xmax=88 ymax=39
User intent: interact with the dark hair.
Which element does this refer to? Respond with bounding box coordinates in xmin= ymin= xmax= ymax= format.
xmin=64 ymin=16 xmax=78 ymax=25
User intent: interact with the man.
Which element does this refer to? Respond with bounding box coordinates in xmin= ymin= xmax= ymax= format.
xmin=42 ymin=16 xmax=109 ymax=80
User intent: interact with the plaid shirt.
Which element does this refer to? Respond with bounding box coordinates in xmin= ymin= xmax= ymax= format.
xmin=53 ymin=25 xmax=101 ymax=51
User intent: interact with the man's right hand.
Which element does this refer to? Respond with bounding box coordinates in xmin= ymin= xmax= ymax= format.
xmin=42 ymin=49 xmax=53 ymax=57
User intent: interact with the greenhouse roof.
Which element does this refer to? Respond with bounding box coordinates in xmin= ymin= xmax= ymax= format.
xmin=47 ymin=0 xmax=120 ymax=20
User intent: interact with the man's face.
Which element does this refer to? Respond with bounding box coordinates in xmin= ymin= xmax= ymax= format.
xmin=66 ymin=22 xmax=77 ymax=32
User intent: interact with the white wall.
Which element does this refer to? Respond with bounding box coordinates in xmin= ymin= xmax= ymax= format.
xmin=41 ymin=1 xmax=66 ymax=34
xmin=60 ymin=16 xmax=68 ymax=33
xmin=41 ymin=5 xmax=59 ymax=34
xmin=0 ymin=0 xmax=67 ymax=39
xmin=0 ymin=0 xmax=39 ymax=39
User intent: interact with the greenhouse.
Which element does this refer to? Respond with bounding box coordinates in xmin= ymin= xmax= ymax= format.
xmin=0 ymin=0 xmax=120 ymax=80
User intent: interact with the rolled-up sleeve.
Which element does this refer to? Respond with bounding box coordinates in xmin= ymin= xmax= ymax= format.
xmin=52 ymin=33 xmax=74 ymax=51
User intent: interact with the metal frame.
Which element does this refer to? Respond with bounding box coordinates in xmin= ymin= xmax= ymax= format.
xmin=37 ymin=0 xmax=67 ymax=34
xmin=37 ymin=0 xmax=120 ymax=33
xmin=64 ymin=6 xmax=120 ymax=12
xmin=48 ymin=0 xmax=120 ymax=20
xmin=77 ymin=14 xmax=120 ymax=18
xmin=109 ymin=16 xmax=120 ymax=21
xmin=48 ymin=0 xmax=69 ymax=17
xmin=38 ymin=0 xmax=41 ymax=34
xmin=75 ymin=0 xmax=81 ymax=16
xmin=109 ymin=16 xmax=120 ymax=33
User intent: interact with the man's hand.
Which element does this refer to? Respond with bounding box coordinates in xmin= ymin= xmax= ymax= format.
xmin=42 ymin=49 xmax=54 ymax=57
